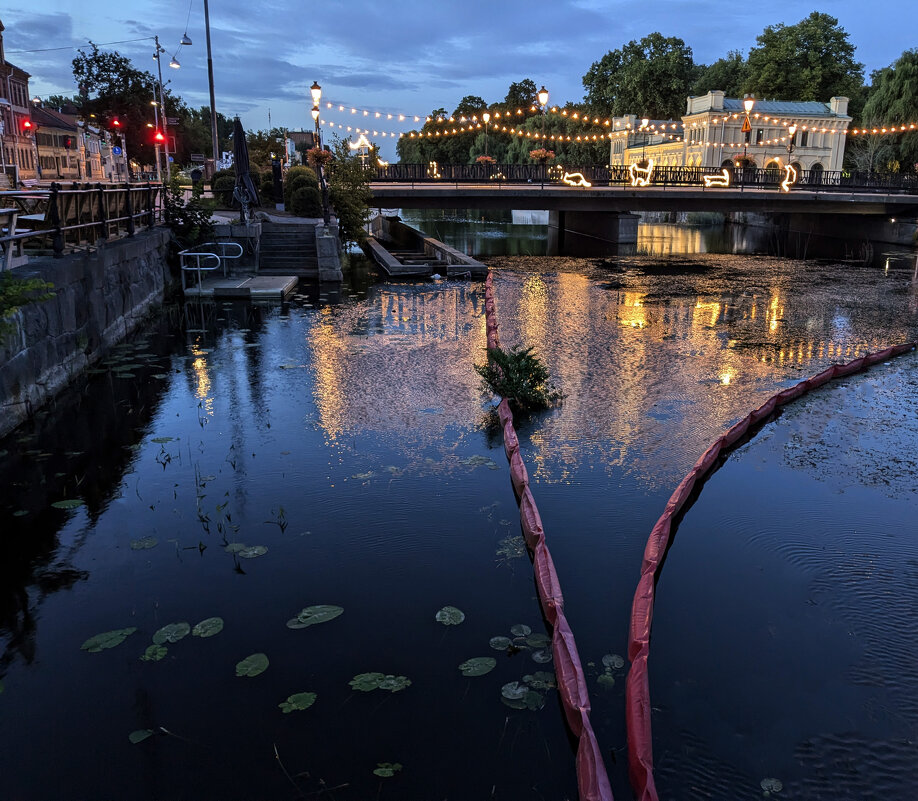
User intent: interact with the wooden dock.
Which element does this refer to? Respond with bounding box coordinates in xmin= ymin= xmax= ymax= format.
xmin=182 ymin=274 xmax=298 ymax=300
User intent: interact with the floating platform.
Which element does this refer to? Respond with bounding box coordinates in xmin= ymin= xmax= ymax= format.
xmin=182 ymin=274 xmax=298 ymax=300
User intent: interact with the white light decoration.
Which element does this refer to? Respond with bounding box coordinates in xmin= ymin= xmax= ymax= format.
xmin=562 ymin=172 xmax=592 ymax=187
xmin=628 ymin=160 xmax=655 ymax=187
xmin=781 ymin=164 xmax=798 ymax=193
xmin=702 ymin=169 xmax=731 ymax=188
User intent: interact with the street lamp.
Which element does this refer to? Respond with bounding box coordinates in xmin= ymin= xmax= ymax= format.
xmin=482 ymin=111 xmax=490 ymax=157
xmin=309 ymin=81 xmax=331 ymax=229
xmin=786 ymin=123 xmax=797 ymax=162
xmin=742 ymin=93 xmax=755 ymax=167
xmin=152 ymin=36 xmax=173 ymax=181
xmin=537 ymin=86 xmax=548 ymax=188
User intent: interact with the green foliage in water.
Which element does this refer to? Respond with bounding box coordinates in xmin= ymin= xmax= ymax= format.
xmin=475 ymin=346 xmax=559 ymax=413
xmin=0 ymin=272 xmax=55 ymax=337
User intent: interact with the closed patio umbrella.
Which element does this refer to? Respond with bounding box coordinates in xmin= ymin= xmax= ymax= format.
xmin=232 ymin=116 xmax=260 ymax=222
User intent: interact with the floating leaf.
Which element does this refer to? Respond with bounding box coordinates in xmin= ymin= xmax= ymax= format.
xmin=597 ymin=673 xmax=616 ymax=689
xmin=351 ymin=471 xmax=375 ymax=480
xmin=373 ymin=762 xmax=403 ymax=778
xmin=489 ymin=636 xmax=512 ymax=650
xmin=13 ymin=510 xmax=28 ymax=517
xmin=238 ymin=545 xmax=268 ymax=559
xmin=501 ymin=681 xmax=528 ymax=701
xmin=378 ymin=675 xmax=411 ymax=692
xmin=459 ymin=657 xmax=497 ymax=677
xmin=151 ymin=437 xmax=174 ymax=444
xmin=510 ymin=624 xmax=531 ymax=637
xmin=140 ymin=644 xmax=168 ymax=662
xmin=531 ymin=648 xmax=552 ymax=664
xmin=435 ymin=606 xmax=465 ymax=626
xmin=129 ymin=729 xmax=155 ymax=744
xmin=152 ymin=622 xmax=190 ymax=645
xmin=224 ymin=542 xmax=247 ymax=554
xmin=81 ymin=627 xmax=137 ymax=653
xmin=523 ymin=671 xmax=556 ymax=690
xmin=602 ymin=654 xmax=625 ymax=670
xmin=130 ymin=536 xmax=158 ymax=550
xmin=236 ymin=653 xmax=269 ymax=677
xmin=52 ymin=499 xmax=84 ymax=510
xmin=350 ymin=672 xmax=386 ymax=692
xmin=761 ymin=778 xmax=783 ymax=794
xmin=496 ymin=535 xmax=526 ymax=560
xmin=286 ymin=605 xmax=344 ymax=629
xmin=279 ymin=692 xmax=317 ymax=713
xmin=192 ymin=617 xmax=224 ymax=638
xmin=526 ymin=633 xmax=551 ymax=648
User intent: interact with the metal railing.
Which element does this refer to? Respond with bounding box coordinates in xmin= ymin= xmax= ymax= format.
xmin=0 ymin=182 xmax=162 ymax=269
xmin=370 ymin=164 xmax=918 ymax=194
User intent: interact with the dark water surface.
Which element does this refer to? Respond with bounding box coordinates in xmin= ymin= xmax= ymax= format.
xmin=1 ymin=219 xmax=917 ymax=800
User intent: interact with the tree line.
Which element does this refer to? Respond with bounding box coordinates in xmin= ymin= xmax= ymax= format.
xmin=396 ymin=12 xmax=918 ymax=173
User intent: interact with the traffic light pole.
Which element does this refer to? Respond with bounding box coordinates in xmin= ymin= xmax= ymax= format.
xmin=153 ymin=35 xmax=171 ymax=182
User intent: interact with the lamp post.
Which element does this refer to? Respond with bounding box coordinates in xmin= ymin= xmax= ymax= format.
xmin=786 ymin=123 xmax=797 ymax=162
xmin=203 ymin=0 xmax=220 ymax=174
xmin=149 ymin=100 xmax=162 ymax=182
xmin=482 ymin=111 xmax=490 ymax=157
xmin=310 ymin=81 xmax=331 ymax=230
xmin=537 ymin=85 xmax=548 ymax=189
xmin=152 ymin=36 xmax=172 ymax=181
xmin=640 ymin=117 xmax=649 ymax=163
xmin=742 ymin=93 xmax=755 ymax=167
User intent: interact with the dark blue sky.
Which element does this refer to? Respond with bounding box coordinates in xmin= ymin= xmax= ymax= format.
xmin=5 ymin=1 xmax=913 ymax=159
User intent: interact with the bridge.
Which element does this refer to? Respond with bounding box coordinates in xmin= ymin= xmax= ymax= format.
xmin=369 ymin=164 xmax=918 ymax=255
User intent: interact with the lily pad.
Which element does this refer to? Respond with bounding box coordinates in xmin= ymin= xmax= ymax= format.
xmin=501 ymin=681 xmax=528 ymax=701
xmin=459 ymin=657 xmax=497 ymax=677
xmin=761 ymin=778 xmax=783 ymax=794
xmin=531 ymin=648 xmax=553 ymax=664
xmin=489 ymin=636 xmax=512 ymax=651
xmin=224 ymin=542 xmax=247 ymax=554
xmin=130 ymin=536 xmax=158 ymax=550
xmin=523 ymin=671 xmax=556 ymax=690
xmin=279 ymin=691 xmax=317 ymax=713
xmin=526 ymin=633 xmax=551 ymax=648
xmin=13 ymin=510 xmax=28 ymax=517
xmin=192 ymin=617 xmax=224 ymax=638
xmin=373 ymin=762 xmax=403 ymax=778
xmin=151 ymin=437 xmax=174 ymax=444
xmin=81 ymin=627 xmax=137 ymax=653
xmin=510 ymin=624 xmax=531 ymax=637
xmin=52 ymin=499 xmax=84 ymax=510
xmin=140 ymin=644 xmax=168 ymax=662
xmin=350 ymin=672 xmax=386 ymax=692
xmin=129 ymin=729 xmax=155 ymax=744
xmin=602 ymin=653 xmax=625 ymax=670
xmin=597 ymin=673 xmax=616 ymax=689
xmin=435 ymin=606 xmax=465 ymax=625
xmin=237 ymin=545 xmax=268 ymax=559
xmin=236 ymin=652 xmax=269 ymax=677
xmin=286 ymin=605 xmax=344 ymax=629
xmin=152 ymin=622 xmax=191 ymax=645
xmin=377 ymin=675 xmax=411 ymax=692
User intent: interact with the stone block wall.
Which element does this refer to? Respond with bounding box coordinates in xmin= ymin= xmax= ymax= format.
xmin=0 ymin=228 xmax=171 ymax=438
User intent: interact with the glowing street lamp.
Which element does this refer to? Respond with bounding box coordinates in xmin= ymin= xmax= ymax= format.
xmin=482 ymin=111 xmax=490 ymax=157
xmin=309 ymin=81 xmax=331 ymax=229
xmin=742 ymin=94 xmax=755 ymax=167
xmin=786 ymin=123 xmax=798 ymax=161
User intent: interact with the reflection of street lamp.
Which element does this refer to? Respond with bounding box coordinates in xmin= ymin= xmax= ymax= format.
xmin=482 ymin=111 xmax=490 ymax=157
xmin=742 ymin=93 xmax=755 ymax=166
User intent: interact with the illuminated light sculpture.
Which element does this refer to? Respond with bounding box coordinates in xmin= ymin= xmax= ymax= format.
xmin=780 ymin=164 xmax=798 ymax=193
xmin=427 ymin=161 xmax=441 ymax=179
xmin=628 ymin=159 xmax=655 ymax=187
xmin=562 ymin=172 xmax=592 ymax=187
xmin=702 ymin=169 xmax=731 ymax=188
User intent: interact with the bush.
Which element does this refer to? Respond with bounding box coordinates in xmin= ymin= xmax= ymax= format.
xmin=283 ymin=166 xmax=318 ymax=208
xmin=475 ymin=346 xmax=559 ymax=413
xmin=209 ymin=168 xmax=234 ymax=193
xmin=163 ymin=174 xmax=215 ymax=250
xmin=289 ymin=186 xmax=323 ymax=218
xmin=260 ymin=172 xmax=276 ymax=203
xmin=212 ymin=175 xmax=235 ymax=207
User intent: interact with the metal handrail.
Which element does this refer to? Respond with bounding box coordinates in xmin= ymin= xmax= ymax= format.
xmin=178 ymin=241 xmax=243 ymax=293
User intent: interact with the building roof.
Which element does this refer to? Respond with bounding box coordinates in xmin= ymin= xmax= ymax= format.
xmin=30 ymin=105 xmax=79 ymax=131
xmin=722 ymin=98 xmax=836 ymax=116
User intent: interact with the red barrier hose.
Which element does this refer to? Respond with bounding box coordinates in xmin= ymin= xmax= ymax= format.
xmin=484 ymin=272 xmax=614 ymax=801
xmin=625 ymin=341 xmax=917 ymax=801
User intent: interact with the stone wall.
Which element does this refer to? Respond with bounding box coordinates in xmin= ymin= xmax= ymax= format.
xmin=0 ymin=229 xmax=172 ymax=438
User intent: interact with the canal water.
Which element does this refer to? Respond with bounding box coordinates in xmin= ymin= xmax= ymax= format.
xmin=1 ymin=213 xmax=917 ymax=800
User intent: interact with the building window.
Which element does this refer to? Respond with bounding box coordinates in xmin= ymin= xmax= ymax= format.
xmin=755 ymin=128 xmax=764 ymax=144
xmin=799 ymin=130 xmax=809 ymax=147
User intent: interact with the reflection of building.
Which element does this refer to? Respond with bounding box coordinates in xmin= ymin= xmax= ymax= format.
xmin=609 ymin=90 xmax=850 ymax=173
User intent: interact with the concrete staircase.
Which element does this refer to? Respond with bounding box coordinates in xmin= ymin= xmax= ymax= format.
xmin=258 ymin=222 xmax=318 ymax=275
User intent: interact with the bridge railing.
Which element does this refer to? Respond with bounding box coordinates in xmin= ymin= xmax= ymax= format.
xmin=371 ymin=164 xmax=918 ymax=194
xmin=0 ymin=182 xmax=162 ymax=269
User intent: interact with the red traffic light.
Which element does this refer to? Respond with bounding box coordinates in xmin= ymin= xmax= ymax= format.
xmin=22 ymin=119 xmax=33 ymax=132
xmin=111 ymin=118 xmax=121 ymax=128
xmin=154 ymin=130 xmax=165 ymax=143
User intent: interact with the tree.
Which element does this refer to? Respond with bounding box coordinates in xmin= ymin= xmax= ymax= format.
xmin=860 ymin=50 xmax=918 ymax=172
xmin=693 ymin=51 xmax=747 ymax=97
xmin=744 ymin=12 xmax=864 ymax=105
xmin=453 ymin=95 xmax=487 ymax=116
xmin=504 ymin=80 xmax=538 ymax=110
xmin=327 ymin=135 xmax=373 ymax=247
xmin=583 ymin=33 xmax=696 ymax=119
